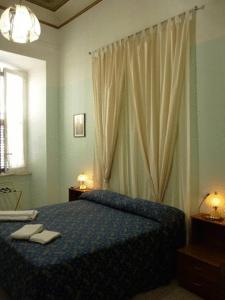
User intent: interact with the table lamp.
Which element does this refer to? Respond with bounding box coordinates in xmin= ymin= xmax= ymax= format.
xmin=204 ymin=192 xmax=225 ymax=220
xmin=77 ymin=174 xmax=88 ymax=190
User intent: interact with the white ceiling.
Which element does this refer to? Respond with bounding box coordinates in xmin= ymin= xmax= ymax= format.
xmin=0 ymin=0 xmax=101 ymax=28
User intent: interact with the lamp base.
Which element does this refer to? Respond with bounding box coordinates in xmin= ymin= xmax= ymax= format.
xmin=204 ymin=214 xmax=224 ymax=222
xmin=79 ymin=184 xmax=87 ymax=190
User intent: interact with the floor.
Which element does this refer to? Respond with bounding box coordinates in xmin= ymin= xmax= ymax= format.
xmin=134 ymin=281 xmax=202 ymax=300
xmin=0 ymin=281 xmax=202 ymax=300
xmin=0 ymin=288 xmax=9 ymax=300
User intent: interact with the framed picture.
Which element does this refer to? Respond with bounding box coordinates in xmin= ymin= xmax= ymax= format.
xmin=73 ymin=113 xmax=86 ymax=137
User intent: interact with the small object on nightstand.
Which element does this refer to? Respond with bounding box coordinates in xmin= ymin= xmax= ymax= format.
xmin=69 ymin=187 xmax=92 ymax=202
xmin=177 ymin=214 xmax=225 ymax=300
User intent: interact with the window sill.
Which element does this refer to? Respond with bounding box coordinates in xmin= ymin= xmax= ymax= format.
xmin=0 ymin=171 xmax=31 ymax=177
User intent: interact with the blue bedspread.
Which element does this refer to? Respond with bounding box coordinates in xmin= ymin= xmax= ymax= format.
xmin=0 ymin=190 xmax=185 ymax=300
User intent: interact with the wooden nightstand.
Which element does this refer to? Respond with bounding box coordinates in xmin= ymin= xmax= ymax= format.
xmin=177 ymin=214 xmax=225 ymax=300
xmin=68 ymin=187 xmax=92 ymax=201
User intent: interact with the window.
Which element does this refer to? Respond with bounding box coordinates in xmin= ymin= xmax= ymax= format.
xmin=0 ymin=67 xmax=27 ymax=174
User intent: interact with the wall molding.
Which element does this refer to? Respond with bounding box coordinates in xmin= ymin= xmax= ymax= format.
xmin=28 ymin=0 xmax=70 ymax=12
xmin=0 ymin=0 xmax=103 ymax=30
xmin=58 ymin=0 xmax=103 ymax=28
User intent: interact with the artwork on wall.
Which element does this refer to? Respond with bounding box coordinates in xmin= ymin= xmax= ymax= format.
xmin=73 ymin=113 xmax=86 ymax=137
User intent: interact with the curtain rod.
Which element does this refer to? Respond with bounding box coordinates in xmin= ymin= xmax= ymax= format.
xmin=89 ymin=5 xmax=205 ymax=55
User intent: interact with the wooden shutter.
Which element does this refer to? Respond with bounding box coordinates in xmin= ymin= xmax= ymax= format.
xmin=0 ymin=72 xmax=5 ymax=173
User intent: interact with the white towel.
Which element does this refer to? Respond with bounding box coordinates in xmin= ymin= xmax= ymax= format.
xmin=0 ymin=210 xmax=38 ymax=221
xmin=30 ymin=230 xmax=61 ymax=245
xmin=11 ymin=224 xmax=44 ymax=240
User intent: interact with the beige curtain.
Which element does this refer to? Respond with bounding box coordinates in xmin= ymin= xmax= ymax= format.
xmin=92 ymin=41 xmax=126 ymax=188
xmin=127 ymin=12 xmax=194 ymax=202
xmin=92 ymin=11 xmax=197 ymax=216
xmin=109 ymin=82 xmax=155 ymax=200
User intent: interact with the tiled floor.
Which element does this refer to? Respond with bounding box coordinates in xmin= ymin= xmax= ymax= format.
xmin=133 ymin=281 xmax=202 ymax=300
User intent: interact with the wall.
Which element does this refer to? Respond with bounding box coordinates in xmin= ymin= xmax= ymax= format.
xmin=197 ymin=35 xmax=225 ymax=213
xmin=0 ymin=24 xmax=60 ymax=208
xmin=28 ymin=60 xmax=47 ymax=208
xmin=59 ymin=0 xmax=225 ymax=210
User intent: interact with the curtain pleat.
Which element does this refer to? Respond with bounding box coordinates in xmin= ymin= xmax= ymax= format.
xmin=127 ymin=13 xmax=193 ymax=202
xmin=92 ymin=41 xmax=126 ymax=188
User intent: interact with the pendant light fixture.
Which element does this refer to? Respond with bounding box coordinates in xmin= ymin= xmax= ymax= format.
xmin=0 ymin=1 xmax=41 ymax=44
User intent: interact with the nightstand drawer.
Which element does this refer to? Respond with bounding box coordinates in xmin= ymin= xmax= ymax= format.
xmin=180 ymin=275 xmax=220 ymax=300
xmin=177 ymin=215 xmax=225 ymax=300
xmin=178 ymin=252 xmax=220 ymax=283
xmin=177 ymin=251 xmax=221 ymax=300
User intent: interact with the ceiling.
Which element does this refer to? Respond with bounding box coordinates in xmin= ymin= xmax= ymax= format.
xmin=0 ymin=0 xmax=103 ymax=29
xmin=27 ymin=0 xmax=70 ymax=11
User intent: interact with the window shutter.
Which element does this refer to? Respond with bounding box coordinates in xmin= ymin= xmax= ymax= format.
xmin=4 ymin=69 xmax=26 ymax=172
xmin=0 ymin=72 xmax=5 ymax=173
xmin=0 ymin=118 xmax=5 ymax=173
xmin=0 ymin=68 xmax=27 ymax=174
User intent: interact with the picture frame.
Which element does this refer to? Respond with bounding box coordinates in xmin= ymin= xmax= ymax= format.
xmin=73 ymin=113 xmax=86 ymax=137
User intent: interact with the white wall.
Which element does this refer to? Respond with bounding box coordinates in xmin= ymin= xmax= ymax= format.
xmin=59 ymin=0 xmax=225 ymax=208
xmin=0 ymin=24 xmax=60 ymax=208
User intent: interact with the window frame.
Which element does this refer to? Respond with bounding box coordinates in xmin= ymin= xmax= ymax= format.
xmin=0 ymin=67 xmax=28 ymax=175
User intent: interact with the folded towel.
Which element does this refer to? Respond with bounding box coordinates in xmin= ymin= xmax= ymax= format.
xmin=0 ymin=210 xmax=38 ymax=221
xmin=30 ymin=230 xmax=61 ymax=245
xmin=11 ymin=224 xmax=44 ymax=240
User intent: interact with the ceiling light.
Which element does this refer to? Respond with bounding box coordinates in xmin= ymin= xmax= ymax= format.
xmin=0 ymin=4 xmax=41 ymax=44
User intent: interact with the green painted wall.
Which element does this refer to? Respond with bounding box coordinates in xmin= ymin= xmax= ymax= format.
xmin=197 ymin=36 xmax=225 ymax=204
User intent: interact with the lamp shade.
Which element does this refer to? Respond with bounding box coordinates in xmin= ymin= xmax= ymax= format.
xmin=77 ymin=174 xmax=88 ymax=190
xmin=205 ymin=192 xmax=225 ymax=208
xmin=77 ymin=174 xmax=88 ymax=182
xmin=0 ymin=5 xmax=41 ymax=43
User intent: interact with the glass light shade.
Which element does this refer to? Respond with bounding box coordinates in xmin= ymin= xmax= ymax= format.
xmin=0 ymin=5 xmax=41 ymax=43
xmin=77 ymin=174 xmax=88 ymax=190
xmin=205 ymin=192 xmax=225 ymax=208
xmin=205 ymin=192 xmax=225 ymax=220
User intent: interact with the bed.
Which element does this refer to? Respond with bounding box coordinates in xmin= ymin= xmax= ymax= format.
xmin=0 ymin=190 xmax=185 ymax=300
